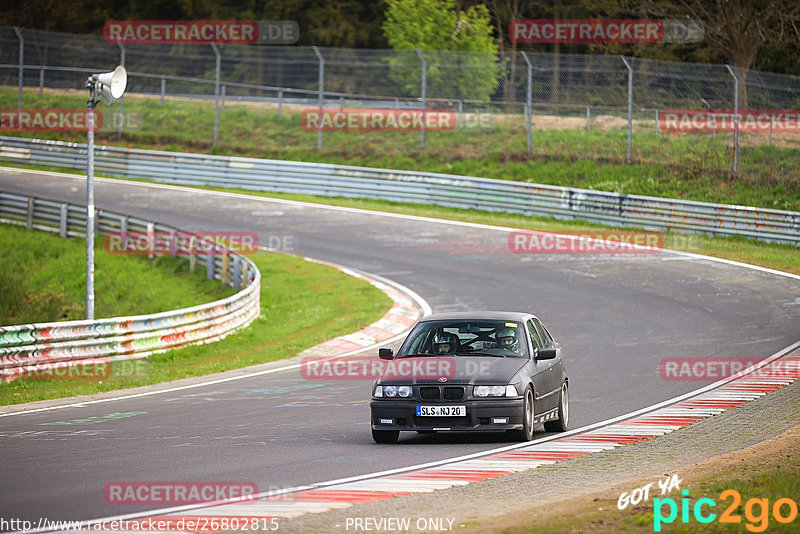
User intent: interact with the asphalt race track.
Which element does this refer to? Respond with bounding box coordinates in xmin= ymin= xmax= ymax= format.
xmin=1 ymin=168 xmax=799 ymax=525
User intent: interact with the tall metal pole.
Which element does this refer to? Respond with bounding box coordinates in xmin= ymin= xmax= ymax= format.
xmin=211 ymin=43 xmax=221 ymax=146
xmin=725 ymin=64 xmax=739 ymax=174
xmin=118 ymin=44 xmax=125 ymax=138
xmin=86 ymin=81 xmax=97 ymax=320
xmin=521 ymin=52 xmax=532 ymax=154
xmin=416 ymin=49 xmax=427 ymax=151
xmin=621 ymin=56 xmax=633 ymax=162
xmin=13 ymin=27 xmax=23 ymax=116
xmin=312 ymin=46 xmax=324 ymax=152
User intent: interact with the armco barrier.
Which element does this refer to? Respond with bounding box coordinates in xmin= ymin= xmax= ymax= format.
xmin=1 ymin=136 xmax=798 ymax=245
xmin=0 ymin=191 xmax=260 ymax=381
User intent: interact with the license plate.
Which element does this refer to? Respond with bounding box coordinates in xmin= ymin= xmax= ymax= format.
xmin=416 ymin=405 xmax=466 ymax=417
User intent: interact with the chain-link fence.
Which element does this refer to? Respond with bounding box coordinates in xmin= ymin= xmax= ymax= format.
xmin=2 ymin=25 xmax=800 ymax=172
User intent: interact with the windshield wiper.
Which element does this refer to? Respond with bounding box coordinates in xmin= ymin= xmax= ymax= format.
xmin=455 ymin=351 xmax=506 ymax=358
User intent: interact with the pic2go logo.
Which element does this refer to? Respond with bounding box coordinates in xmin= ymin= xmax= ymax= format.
xmin=653 ymin=489 xmax=800 ymax=532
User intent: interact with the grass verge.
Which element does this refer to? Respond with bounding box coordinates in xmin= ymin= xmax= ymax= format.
xmin=1 ymin=87 xmax=798 ymax=211
xmin=139 ymin=182 xmax=800 ymax=277
xmin=510 ymin=426 xmax=800 ymax=533
xmin=0 ymin=227 xmax=392 ymax=405
xmin=0 ymin=222 xmax=236 ymax=324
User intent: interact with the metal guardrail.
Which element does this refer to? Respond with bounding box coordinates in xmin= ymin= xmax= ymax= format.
xmin=0 ymin=190 xmax=261 ymax=381
xmin=0 ymin=135 xmax=798 ymax=245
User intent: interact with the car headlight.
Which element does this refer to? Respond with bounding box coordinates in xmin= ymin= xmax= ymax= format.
xmin=474 ymin=385 xmax=507 ymax=397
xmin=374 ymin=385 xmax=412 ymax=398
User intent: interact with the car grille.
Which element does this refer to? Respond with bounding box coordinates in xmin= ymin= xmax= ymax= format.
xmin=418 ymin=386 xmax=464 ymax=401
xmin=443 ymin=386 xmax=464 ymax=400
xmin=419 ymin=386 xmax=440 ymax=400
xmin=414 ymin=416 xmax=468 ymax=427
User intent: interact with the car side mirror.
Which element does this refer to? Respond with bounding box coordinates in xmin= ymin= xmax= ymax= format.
xmin=536 ymin=347 xmax=557 ymax=360
xmin=378 ymin=348 xmax=394 ymax=360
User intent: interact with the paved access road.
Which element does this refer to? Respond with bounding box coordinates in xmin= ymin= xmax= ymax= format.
xmin=1 ymin=168 xmax=798 ymax=524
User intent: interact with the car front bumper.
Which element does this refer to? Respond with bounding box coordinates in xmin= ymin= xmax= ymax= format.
xmin=370 ymin=398 xmax=525 ymax=432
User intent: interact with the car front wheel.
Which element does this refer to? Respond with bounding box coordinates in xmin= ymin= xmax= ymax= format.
xmin=544 ymin=382 xmax=569 ymax=432
xmin=510 ymin=386 xmax=534 ymax=442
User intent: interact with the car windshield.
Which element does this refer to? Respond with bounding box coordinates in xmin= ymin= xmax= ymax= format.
xmin=397 ymin=319 xmax=529 ymax=358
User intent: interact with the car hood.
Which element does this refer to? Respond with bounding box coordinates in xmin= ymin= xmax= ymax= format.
xmin=377 ymin=356 xmax=527 ymax=385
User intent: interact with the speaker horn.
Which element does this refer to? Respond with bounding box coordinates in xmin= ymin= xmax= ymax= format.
xmin=95 ymin=66 xmax=127 ymax=105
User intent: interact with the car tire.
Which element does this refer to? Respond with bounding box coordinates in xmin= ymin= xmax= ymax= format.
xmin=372 ymin=428 xmax=399 ymax=444
xmin=544 ymin=382 xmax=569 ymax=432
xmin=510 ymin=386 xmax=534 ymax=442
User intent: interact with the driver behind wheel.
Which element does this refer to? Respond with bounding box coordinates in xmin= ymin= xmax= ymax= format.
xmin=495 ymin=327 xmax=522 ymax=355
xmin=432 ymin=331 xmax=459 ymax=354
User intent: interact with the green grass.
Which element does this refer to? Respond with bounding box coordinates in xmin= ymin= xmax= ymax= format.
xmin=0 ymin=226 xmax=392 ymax=405
xmin=1 ymin=87 xmax=798 ymax=211
xmin=508 ymin=460 xmax=800 ymax=533
xmin=0 ymin=222 xmax=236 ymax=324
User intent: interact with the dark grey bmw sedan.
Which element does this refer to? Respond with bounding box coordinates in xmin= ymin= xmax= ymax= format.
xmin=370 ymin=311 xmax=569 ymax=444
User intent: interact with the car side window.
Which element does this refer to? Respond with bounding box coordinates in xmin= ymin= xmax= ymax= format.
xmin=532 ymin=318 xmax=554 ymax=348
xmin=527 ymin=320 xmax=543 ymax=349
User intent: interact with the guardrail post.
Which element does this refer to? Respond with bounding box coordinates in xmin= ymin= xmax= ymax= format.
xmin=621 ymin=56 xmax=633 ymax=162
xmin=277 ymin=90 xmax=283 ymax=117
xmin=59 ymin=203 xmax=68 ymax=237
xmin=521 ymin=52 xmax=533 ymax=154
xmin=416 ymin=49 xmax=427 ymax=151
xmin=160 ymin=77 xmax=165 ymax=106
xmin=39 ymin=68 xmax=44 ymax=95
xmin=118 ymin=43 xmax=125 ymax=138
xmin=725 ymin=64 xmax=739 ymax=174
xmin=221 ymin=253 xmax=230 ymax=285
xmin=13 ymin=27 xmax=23 ymax=115
xmin=146 ymin=222 xmax=155 ymax=260
xmin=206 ymin=253 xmax=215 ymax=280
xmin=221 ymin=85 xmax=226 ymax=111
xmin=312 ymin=46 xmax=324 ymax=152
xmin=189 ymin=236 xmax=197 ymax=271
xmin=211 ymin=43 xmax=221 ymax=147
xmin=26 ymin=197 xmax=33 ymax=230
xmin=168 ymin=230 xmax=176 ymax=257
xmin=233 ymin=255 xmax=242 ymax=289
xmin=120 ymin=215 xmax=128 ymax=233
xmin=241 ymin=261 xmax=249 ymax=288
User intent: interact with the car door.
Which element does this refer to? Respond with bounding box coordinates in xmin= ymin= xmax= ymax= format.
xmin=532 ymin=317 xmax=564 ymax=409
xmin=525 ymin=319 xmax=555 ymax=415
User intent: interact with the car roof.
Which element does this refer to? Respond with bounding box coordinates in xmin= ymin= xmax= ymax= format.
xmin=418 ymin=311 xmax=536 ymax=323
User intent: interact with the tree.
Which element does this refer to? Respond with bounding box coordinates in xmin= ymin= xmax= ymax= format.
xmin=382 ymin=0 xmax=502 ymax=102
xmin=635 ymin=0 xmax=800 ymax=106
